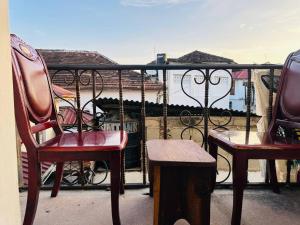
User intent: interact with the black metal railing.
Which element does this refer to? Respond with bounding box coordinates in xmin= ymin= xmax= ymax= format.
xmin=45 ymin=63 xmax=283 ymax=188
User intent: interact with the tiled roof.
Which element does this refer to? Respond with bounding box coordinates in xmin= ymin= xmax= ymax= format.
xmin=58 ymin=106 xmax=93 ymax=127
xmin=173 ymin=50 xmax=235 ymax=64
xmin=232 ymin=70 xmax=248 ymax=79
xmin=52 ymin=84 xmax=75 ymax=98
xmin=149 ymin=50 xmax=235 ymax=64
xmin=38 ymin=49 xmax=163 ymax=91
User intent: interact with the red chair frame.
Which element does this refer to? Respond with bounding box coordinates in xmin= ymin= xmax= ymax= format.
xmin=11 ymin=34 xmax=128 ymax=225
xmin=208 ymin=50 xmax=300 ymax=225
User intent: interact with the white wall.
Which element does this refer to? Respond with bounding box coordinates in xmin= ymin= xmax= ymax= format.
xmin=163 ymin=69 xmax=231 ymax=109
xmin=0 ymin=0 xmax=22 ymax=224
xmin=59 ymin=89 xmax=159 ymax=113
xmin=229 ymin=79 xmax=256 ymax=112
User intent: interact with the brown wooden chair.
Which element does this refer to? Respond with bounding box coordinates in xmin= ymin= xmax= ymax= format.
xmin=11 ymin=34 xmax=128 ymax=225
xmin=208 ymin=50 xmax=300 ymax=225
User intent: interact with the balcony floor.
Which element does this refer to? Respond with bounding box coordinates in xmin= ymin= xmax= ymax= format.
xmin=20 ymin=188 xmax=300 ymax=225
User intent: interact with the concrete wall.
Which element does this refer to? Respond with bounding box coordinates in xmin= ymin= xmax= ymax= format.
xmin=0 ymin=0 xmax=22 ymax=224
xmin=146 ymin=116 xmax=261 ymax=171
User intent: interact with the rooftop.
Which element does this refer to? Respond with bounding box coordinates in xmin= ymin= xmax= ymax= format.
xmin=38 ymin=49 xmax=117 ymax=65
xmin=171 ymin=50 xmax=236 ymax=64
xmin=38 ymin=49 xmax=163 ymax=91
xmin=150 ymin=50 xmax=236 ymax=65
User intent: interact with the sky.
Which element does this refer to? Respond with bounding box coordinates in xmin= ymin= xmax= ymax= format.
xmin=9 ymin=0 xmax=300 ymax=64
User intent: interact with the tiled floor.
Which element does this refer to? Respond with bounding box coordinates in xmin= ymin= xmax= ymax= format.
xmin=20 ymin=188 xmax=300 ymax=225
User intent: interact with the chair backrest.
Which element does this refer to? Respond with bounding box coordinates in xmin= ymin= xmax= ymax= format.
xmin=11 ymin=34 xmax=62 ymax=150
xmin=268 ymin=50 xmax=300 ymax=140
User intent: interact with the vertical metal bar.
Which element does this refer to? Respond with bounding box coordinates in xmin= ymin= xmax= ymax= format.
xmin=118 ymin=70 xmax=125 ymax=185
xmin=266 ymin=68 xmax=276 ymax=182
xmin=268 ymin=68 xmax=275 ymax=125
xmin=75 ymin=69 xmax=84 ymax=186
xmin=119 ymin=70 xmax=124 ymax=131
xmin=92 ymin=70 xmax=97 ymax=129
xmin=75 ymin=69 xmax=82 ymax=133
xmin=141 ymin=70 xmax=146 ymax=184
xmin=204 ymin=69 xmax=209 ymax=150
xmin=163 ymin=69 xmax=168 ymax=139
xmin=265 ymin=68 xmax=275 ymax=184
xmin=245 ymin=68 xmax=252 ymax=144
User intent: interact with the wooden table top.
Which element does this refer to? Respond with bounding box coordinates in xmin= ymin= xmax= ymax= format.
xmin=146 ymin=139 xmax=216 ymax=167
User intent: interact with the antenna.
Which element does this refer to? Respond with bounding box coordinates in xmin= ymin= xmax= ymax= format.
xmin=153 ymin=46 xmax=156 ymax=61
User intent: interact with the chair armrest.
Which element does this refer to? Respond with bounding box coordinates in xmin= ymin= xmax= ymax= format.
xmin=208 ymin=130 xmax=300 ymax=157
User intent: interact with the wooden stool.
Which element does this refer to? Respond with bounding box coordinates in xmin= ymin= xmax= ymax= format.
xmin=147 ymin=140 xmax=216 ymax=225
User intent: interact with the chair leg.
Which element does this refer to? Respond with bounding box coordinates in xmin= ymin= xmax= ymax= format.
xmin=149 ymin=161 xmax=154 ymax=197
xmin=268 ymin=159 xmax=280 ymax=193
xmin=286 ymin=160 xmax=292 ymax=185
xmin=120 ymin=151 xmax=125 ymax=195
xmin=51 ymin=162 xmax=64 ymax=197
xmin=23 ymin=161 xmax=41 ymax=225
xmin=231 ymin=155 xmax=248 ymax=225
xmin=208 ymin=141 xmax=218 ymax=189
xmin=110 ymin=152 xmax=121 ymax=225
xmin=208 ymin=141 xmax=218 ymax=161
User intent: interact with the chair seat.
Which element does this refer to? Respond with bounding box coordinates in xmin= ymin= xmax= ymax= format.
xmin=38 ymin=131 xmax=128 ymax=162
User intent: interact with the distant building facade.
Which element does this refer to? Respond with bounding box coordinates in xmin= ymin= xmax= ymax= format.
xmin=39 ymin=49 xmax=163 ymax=113
xmin=151 ymin=50 xmax=236 ymax=109
xmin=229 ymin=70 xmax=256 ymax=112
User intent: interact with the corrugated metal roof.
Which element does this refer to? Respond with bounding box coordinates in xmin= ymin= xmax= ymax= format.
xmin=95 ymin=97 xmax=257 ymax=117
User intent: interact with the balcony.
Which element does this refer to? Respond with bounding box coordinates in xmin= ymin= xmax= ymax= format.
xmin=14 ymin=59 xmax=300 ymax=224
xmin=17 ymin=62 xmax=284 ymax=187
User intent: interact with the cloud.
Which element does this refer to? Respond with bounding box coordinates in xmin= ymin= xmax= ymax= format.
xmin=239 ymin=24 xmax=246 ymax=29
xmin=120 ymin=0 xmax=199 ymax=7
xmin=287 ymin=27 xmax=300 ymax=34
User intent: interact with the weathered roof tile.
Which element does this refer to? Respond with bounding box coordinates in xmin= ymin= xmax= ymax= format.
xmin=38 ymin=49 xmax=163 ymax=91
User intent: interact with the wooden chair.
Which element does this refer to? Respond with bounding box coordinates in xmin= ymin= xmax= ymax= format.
xmin=11 ymin=34 xmax=128 ymax=225
xmin=208 ymin=49 xmax=300 ymax=225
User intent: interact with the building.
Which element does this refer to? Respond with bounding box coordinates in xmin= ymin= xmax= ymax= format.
xmin=229 ymin=69 xmax=255 ymax=112
xmin=150 ymin=50 xmax=236 ymax=109
xmin=38 ymin=49 xmax=163 ymax=113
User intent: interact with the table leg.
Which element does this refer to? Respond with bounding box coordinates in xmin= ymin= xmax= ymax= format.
xmin=153 ymin=166 xmax=161 ymax=225
xmin=149 ymin=161 xmax=154 ymax=197
xmin=268 ymin=159 xmax=280 ymax=193
xmin=184 ymin=168 xmax=213 ymax=225
xmin=208 ymin=142 xmax=218 ymax=161
xmin=208 ymin=142 xmax=218 ymax=190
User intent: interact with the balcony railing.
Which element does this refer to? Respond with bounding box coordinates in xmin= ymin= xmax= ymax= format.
xmin=28 ymin=63 xmax=284 ymax=189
